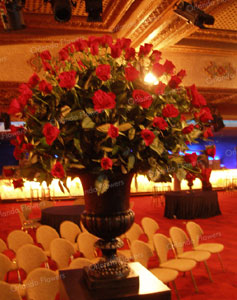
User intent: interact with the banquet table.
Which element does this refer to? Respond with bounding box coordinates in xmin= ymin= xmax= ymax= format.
xmin=164 ymin=190 xmax=221 ymax=219
xmin=40 ymin=205 xmax=85 ymax=232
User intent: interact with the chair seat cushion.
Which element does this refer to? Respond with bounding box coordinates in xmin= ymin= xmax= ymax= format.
xmin=150 ymin=268 xmax=178 ymax=283
xmin=194 ymin=243 xmax=224 ymax=253
xmin=178 ymin=250 xmax=210 ymax=261
xmin=5 ymin=269 xmax=27 ymax=284
xmin=160 ymin=258 xmax=196 ymax=272
xmin=2 ymin=249 xmax=16 ymax=260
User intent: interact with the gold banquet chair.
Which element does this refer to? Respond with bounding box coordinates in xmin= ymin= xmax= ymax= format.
xmin=16 ymin=244 xmax=48 ymax=275
xmin=153 ymin=233 xmax=199 ymax=293
xmin=50 ymin=238 xmax=75 ymax=269
xmin=7 ymin=230 xmax=34 ymax=254
xmin=0 ymin=253 xmax=15 ymax=281
xmin=169 ymin=226 xmax=213 ymax=282
xmin=36 ymin=225 xmax=59 ymax=256
xmin=0 ymin=238 xmax=7 ymax=253
xmin=186 ymin=221 xmax=224 ymax=271
xmin=0 ymin=281 xmax=22 ymax=300
xmin=69 ymin=257 xmax=92 ymax=269
xmin=131 ymin=240 xmax=180 ymax=300
xmin=60 ymin=220 xmax=81 ymax=251
xmin=77 ymin=232 xmax=100 ymax=263
xmin=141 ymin=217 xmax=159 ymax=250
xmin=25 ymin=268 xmax=59 ymax=300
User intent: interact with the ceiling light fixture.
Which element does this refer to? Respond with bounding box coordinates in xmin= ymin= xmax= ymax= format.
xmin=44 ymin=0 xmax=77 ymax=23
xmin=0 ymin=0 xmax=26 ymax=31
xmin=85 ymin=0 xmax=102 ymax=22
xmin=174 ymin=1 xmax=215 ymax=29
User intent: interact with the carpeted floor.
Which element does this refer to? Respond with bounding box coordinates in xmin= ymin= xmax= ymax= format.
xmin=0 ymin=191 xmax=237 ymax=299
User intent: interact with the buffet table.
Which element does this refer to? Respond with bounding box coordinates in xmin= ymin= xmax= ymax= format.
xmin=40 ymin=205 xmax=85 ymax=232
xmin=164 ymin=190 xmax=221 ymax=219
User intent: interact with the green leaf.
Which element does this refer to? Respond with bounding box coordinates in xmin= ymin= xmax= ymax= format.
xmin=69 ymin=163 xmax=85 ymax=169
xmin=95 ymin=175 xmax=109 ymax=195
xmin=121 ymin=165 xmax=128 ymax=174
xmin=65 ymin=110 xmax=85 ymax=122
xmin=176 ymin=168 xmax=187 ymax=181
xmin=150 ymin=137 xmax=164 ymax=156
xmin=118 ymin=123 xmax=133 ymax=131
xmin=96 ymin=123 xmax=110 ymax=133
xmin=127 ymin=155 xmax=135 ymax=171
xmin=101 ymin=147 xmax=113 ymax=152
xmin=128 ymin=128 xmax=136 ymax=140
xmin=61 ymin=105 xmax=71 ymax=117
xmin=73 ymin=138 xmax=83 ymax=154
xmin=81 ymin=116 xmax=95 ymax=129
xmin=112 ymin=145 xmax=120 ymax=155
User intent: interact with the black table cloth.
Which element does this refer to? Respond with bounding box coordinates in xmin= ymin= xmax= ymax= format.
xmin=164 ymin=190 xmax=221 ymax=219
xmin=40 ymin=205 xmax=85 ymax=232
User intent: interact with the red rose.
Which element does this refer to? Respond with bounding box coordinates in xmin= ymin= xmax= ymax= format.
xmin=28 ymin=73 xmax=40 ymax=88
xmin=182 ymin=124 xmax=194 ymax=134
xmin=39 ymin=80 xmax=53 ymax=94
xmin=184 ymin=153 xmax=198 ymax=167
xmin=125 ymin=66 xmax=139 ymax=81
xmin=51 ymin=162 xmax=65 ymax=179
xmin=74 ymin=38 xmax=88 ymax=52
xmin=201 ymin=168 xmax=212 ymax=182
xmin=152 ymin=117 xmax=168 ymax=130
xmin=59 ymin=70 xmax=77 ymax=89
xmin=199 ymin=107 xmax=213 ymax=123
xmin=203 ymin=127 xmax=213 ymax=138
xmin=92 ymin=90 xmax=116 ymax=113
xmin=88 ymin=36 xmax=100 ymax=46
xmin=125 ymin=48 xmax=135 ymax=60
xmin=186 ymin=172 xmax=196 ymax=182
xmin=101 ymin=157 xmax=113 ymax=170
xmin=77 ymin=60 xmax=86 ymax=71
xmin=8 ymin=98 xmax=22 ymax=115
xmin=189 ymin=84 xmax=207 ymax=108
xmin=163 ymin=60 xmax=175 ymax=74
xmin=152 ymin=63 xmax=165 ymax=77
xmin=42 ymin=123 xmax=60 ymax=145
xmin=154 ymin=82 xmax=166 ymax=95
xmin=141 ymin=129 xmax=155 ymax=146
xmin=40 ymin=50 xmax=51 ymax=61
xmin=3 ymin=168 xmax=15 ymax=177
xmin=168 ymin=76 xmax=182 ymax=89
xmin=110 ymin=44 xmax=122 ymax=58
xmin=119 ymin=38 xmax=131 ymax=49
xmin=96 ymin=64 xmax=111 ymax=81
xmin=99 ymin=35 xmax=113 ymax=47
xmin=132 ymin=90 xmax=153 ymax=109
xmin=139 ymin=43 xmax=153 ymax=56
xmin=90 ymin=42 xmax=99 ymax=55
xmin=108 ymin=124 xmax=119 ymax=138
xmin=162 ymin=104 xmax=179 ymax=118
xmin=59 ymin=48 xmax=69 ymax=61
xmin=22 ymin=143 xmax=34 ymax=152
xmin=13 ymin=179 xmax=24 ymax=189
xmin=19 ymin=84 xmax=32 ymax=101
xmin=205 ymin=146 xmax=216 ymax=158
xmin=181 ymin=114 xmax=186 ymax=121
xmin=177 ymin=69 xmax=186 ymax=79
xmin=151 ymin=50 xmax=162 ymax=62
xmin=13 ymin=147 xmax=22 ymax=160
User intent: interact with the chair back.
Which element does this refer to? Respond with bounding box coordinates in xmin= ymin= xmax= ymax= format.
xmin=0 ymin=281 xmax=21 ymax=300
xmin=16 ymin=244 xmax=47 ymax=274
xmin=77 ymin=232 xmax=98 ymax=260
xmin=80 ymin=220 xmax=88 ymax=232
xmin=36 ymin=225 xmax=59 ymax=251
xmin=186 ymin=221 xmax=203 ymax=247
xmin=25 ymin=268 xmax=59 ymax=300
xmin=153 ymin=233 xmax=173 ymax=264
xmin=0 ymin=253 xmax=13 ymax=280
xmin=7 ymin=230 xmax=34 ymax=253
xmin=141 ymin=217 xmax=159 ymax=242
xmin=50 ymin=238 xmax=75 ymax=269
xmin=169 ymin=226 xmax=189 ymax=255
xmin=125 ymin=223 xmax=143 ymax=247
xmin=131 ymin=240 xmax=153 ymax=268
xmin=0 ymin=238 xmax=7 ymax=253
xmin=69 ymin=257 xmax=92 ymax=269
xmin=60 ymin=221 xmax=81 ymax=243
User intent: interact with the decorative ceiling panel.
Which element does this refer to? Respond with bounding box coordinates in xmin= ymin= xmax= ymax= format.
xmin=213 ymin=1 xmax=237 ymax=31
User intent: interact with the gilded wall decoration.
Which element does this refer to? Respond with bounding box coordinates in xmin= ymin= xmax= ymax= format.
xmin=204 ymin=61 xmax=236 ymax=81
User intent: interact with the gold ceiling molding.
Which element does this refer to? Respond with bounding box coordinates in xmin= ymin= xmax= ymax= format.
xmin=198 ymin=87 xmax=237 ymax=104
xmin=189 ymin=29 xmax=237 ymax=43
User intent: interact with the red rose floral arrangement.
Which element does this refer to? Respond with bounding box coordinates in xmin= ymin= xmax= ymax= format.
xmin=7 ymin=35 xmax=216 ymax=193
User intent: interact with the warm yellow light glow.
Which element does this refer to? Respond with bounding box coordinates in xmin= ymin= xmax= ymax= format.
xmin=0 ymin=169 xmax=237 ymax=200
xmin=144 ymin=73 xmax=158 ymax=85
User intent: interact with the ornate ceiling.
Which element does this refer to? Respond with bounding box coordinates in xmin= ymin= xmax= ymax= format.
xmin=0 ymin=0 xmax=237 ymax=122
